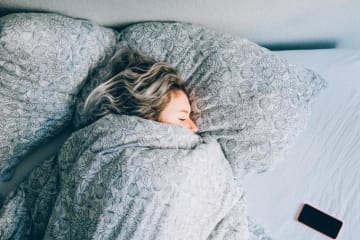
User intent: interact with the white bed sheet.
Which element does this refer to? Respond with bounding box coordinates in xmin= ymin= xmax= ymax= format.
xmin=244 ymin=49 xmax=360 ymax=240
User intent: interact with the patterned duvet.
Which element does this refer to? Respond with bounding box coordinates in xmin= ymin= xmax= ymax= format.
xmin=0 ymin=114 xmax=271 ymax=239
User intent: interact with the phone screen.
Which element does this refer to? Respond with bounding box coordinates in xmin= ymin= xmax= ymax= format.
xmin=297 ymin=204 xmax=343 ymax=239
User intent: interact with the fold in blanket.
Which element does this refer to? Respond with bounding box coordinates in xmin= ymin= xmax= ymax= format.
xmin=1 ymin=114 xmax=271 ymax=239
xmin=44 ymin=114 xmax=247 ymax=239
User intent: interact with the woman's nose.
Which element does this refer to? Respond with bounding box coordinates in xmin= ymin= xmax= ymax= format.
xmin=186 ymin=119 xmax=198 ymax=133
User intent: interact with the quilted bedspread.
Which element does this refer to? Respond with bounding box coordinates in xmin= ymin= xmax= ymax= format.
xmin=45 ymin=113 xmax=247 ymax=239
xmin=1 ymin=114 xmax=273 ymax=239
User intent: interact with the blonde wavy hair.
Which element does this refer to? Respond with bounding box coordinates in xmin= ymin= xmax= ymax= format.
xmin=83 ymin=47 xmax=187 ymax=121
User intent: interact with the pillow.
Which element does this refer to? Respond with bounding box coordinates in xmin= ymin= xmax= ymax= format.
xmin=73 ymin=22 xmax=327 ymax=177
xmin=0 ymin=12 xmax=117 ymax=181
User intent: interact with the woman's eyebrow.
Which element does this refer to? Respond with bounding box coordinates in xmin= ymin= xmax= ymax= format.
xmin=180 ymin=109 xmax=190 ymax=113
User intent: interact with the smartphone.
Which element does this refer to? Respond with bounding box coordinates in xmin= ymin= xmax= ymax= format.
xmin=297 ymin=203 xmax=343 ymax=239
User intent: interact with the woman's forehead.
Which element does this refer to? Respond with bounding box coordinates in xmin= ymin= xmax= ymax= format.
xmin=169 ymin=90 xmax=191 ymax=111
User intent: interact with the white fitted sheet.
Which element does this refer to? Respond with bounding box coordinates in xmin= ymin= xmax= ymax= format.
xmin=244 ymin=49 xmax=360 ymax=240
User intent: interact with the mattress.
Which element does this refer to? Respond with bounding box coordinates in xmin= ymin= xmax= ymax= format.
xmin=244 ymin=49 xmax=360 ymax=239
xmin=1 ymin=48 xmax=358 ymax=240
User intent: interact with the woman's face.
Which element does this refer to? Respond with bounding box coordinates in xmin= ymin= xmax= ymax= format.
xmin=158 ymin=90 xmax=199 ymax=133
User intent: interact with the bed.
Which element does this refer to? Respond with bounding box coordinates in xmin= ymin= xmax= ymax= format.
xmin=0 ymin=4 xmax=359 ymax=240
xmin=244 ymin=49 xmax=360 ymax=240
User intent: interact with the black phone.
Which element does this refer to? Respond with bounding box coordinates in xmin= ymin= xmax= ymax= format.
xmin=297 ymin=203 xmax=343 ymax=239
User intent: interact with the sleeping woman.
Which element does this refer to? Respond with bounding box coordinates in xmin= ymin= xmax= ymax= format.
xmin=83 ymin=47 xmax=198 ymax=133
xmin=43 ymin=48 xmax=248 ymax=239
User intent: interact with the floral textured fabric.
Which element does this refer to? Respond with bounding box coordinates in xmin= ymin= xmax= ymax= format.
xmin=0 ymin=114 xmax=274 ymax=239
xmin=46 ymin=114 xmax=246 ymax=239
xmin=107 ymin=22 xmax=326 ymax=177
xmin=0 ymin=155 xmax=59 ymax=239
xmin=0 ymin=116 xmax=275 ymax=240
xmin=0 ymin=13 xmax=117 ymax=181
xmin=0 ymin=114 xmax=248 ymax=239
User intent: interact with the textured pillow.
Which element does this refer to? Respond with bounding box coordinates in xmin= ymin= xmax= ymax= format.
xmin=0 ymin=13 xmax=117 ymax=181
xmin=117 ymin=22 xmax=327 ymax=176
